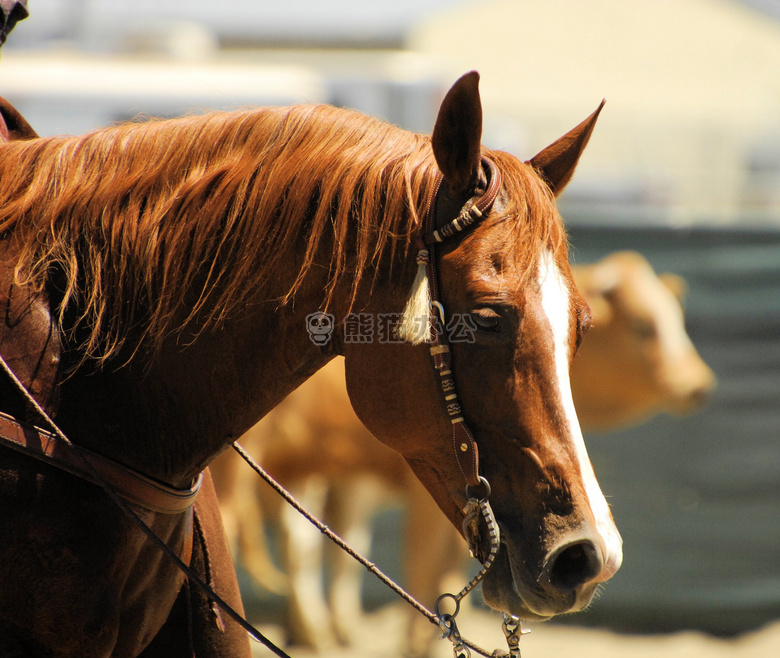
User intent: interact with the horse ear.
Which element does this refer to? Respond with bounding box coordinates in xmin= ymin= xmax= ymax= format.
xmin=431 ymin=71 xmax=483 ymax=194
xmin=528 ymin=99 xmax=605 ymax=196
xmin=0 ymin=97 xmax=38 ymax=141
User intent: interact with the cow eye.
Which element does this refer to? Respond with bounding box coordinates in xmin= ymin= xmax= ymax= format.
xmin=632 ymin=319 xmax=657 ymax=340
xmin=471 ymin=308 xmax=502 ymax=333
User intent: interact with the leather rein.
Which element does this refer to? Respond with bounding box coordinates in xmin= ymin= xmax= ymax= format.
xmin=0 ymin=353 xmax=291 ymax=657
xmin=0 ymin=409 xmax=201 ymax=514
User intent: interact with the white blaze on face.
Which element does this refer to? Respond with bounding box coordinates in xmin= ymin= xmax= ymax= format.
xmin=537 ymin=249 xmax=623 ymax=578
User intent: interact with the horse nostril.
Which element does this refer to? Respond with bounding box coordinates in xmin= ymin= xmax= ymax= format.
xmin=548 ymin=540 xmax=603 ymax=592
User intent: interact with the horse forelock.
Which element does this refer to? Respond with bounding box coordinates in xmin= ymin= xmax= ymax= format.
xmin=476 ymin=150 xmax=568 ymax=286
xmin=0 ymin=105 xmax=439 ymax=364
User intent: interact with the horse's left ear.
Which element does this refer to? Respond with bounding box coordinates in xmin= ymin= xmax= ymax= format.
xmin=528 ymin=99 xmax=606 ymax=196
xmin=432 ymin=71 xmax=483 ymax=194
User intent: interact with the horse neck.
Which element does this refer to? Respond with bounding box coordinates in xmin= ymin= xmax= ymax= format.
xmin=52 ymin=193 xmax=415 ymax=488
xmin=56 ymin=295 xmax=336 ymax=489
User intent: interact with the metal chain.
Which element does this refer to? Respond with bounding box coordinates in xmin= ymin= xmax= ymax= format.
xmin=233 ymin=441 xmax=507 ymax=658
xmin=434 ymin=484 xmax=507 ymax=658
xmin=456 ymin=484 xmax=501 ymax=603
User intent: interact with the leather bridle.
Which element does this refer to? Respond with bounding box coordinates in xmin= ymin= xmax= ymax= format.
xmin=420 ymin=156 xmax=502 ymax=495
xmin=416 ymin=157 xmax=530 ymax=658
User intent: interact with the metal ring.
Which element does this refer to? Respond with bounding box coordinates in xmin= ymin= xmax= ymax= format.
xmin=434 ymin=592 xmax=461 ymax=621
xmin=466 ymin=476 xmax=491 ymax=503
xmin=430 ymin=300 xmax=445 ymax=325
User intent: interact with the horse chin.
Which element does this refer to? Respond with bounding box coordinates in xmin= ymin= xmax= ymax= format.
xmin=480 ymin=544 xmax=599 ymax=621
xmin=480 ymin=547 xmax=551 ymax=620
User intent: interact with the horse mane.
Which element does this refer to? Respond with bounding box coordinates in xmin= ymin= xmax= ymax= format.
xmin=0 ymin=105 xmax=441 ymax=363
xmin=0 ymin=105 xmax=565 ymax=365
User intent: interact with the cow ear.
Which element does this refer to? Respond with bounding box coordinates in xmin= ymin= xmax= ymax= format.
xmin=432 ymin=71 xmax=483 ymax=195
xmin=587 ymin=260 xmax=620 ymax=296
xmin=660 ymin=273 xmax=688 ymax=305
xmin=528 ymin=100 xmax=605 ymax=196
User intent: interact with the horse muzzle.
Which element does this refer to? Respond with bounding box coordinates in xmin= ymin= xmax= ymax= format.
xmin=481 ymin=523 xmax=622 ymax=620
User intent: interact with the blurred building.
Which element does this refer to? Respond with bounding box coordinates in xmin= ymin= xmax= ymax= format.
xmin=0 ymin=0 xmax=463 ymax=135
xmin=409 ymin=0 xmax=780 ymax=224
xmin=3 ymin=0 xmax=779 ymax=223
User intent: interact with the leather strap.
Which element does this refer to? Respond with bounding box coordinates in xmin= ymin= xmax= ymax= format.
xmin=422 ymin=157 xmax=501 ymax=247
xmin=0 ymin=410 xmax=202 ymax=514
xmin=422 ymin=157 xmax=501 ymax=491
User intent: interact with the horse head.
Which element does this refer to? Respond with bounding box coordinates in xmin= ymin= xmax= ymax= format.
xmin=343 ymin=72 xmax=622 ymax=620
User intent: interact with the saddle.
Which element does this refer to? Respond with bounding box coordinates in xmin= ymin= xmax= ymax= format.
xmin=0 ymin=96 xmax=60 ymax=420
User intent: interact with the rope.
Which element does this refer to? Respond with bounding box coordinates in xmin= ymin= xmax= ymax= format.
xmin=233 ymin=441 xmax=503 ymax=658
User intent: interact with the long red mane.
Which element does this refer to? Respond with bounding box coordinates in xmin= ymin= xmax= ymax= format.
xmin=0 ymin=104 xmax=562 ymax=362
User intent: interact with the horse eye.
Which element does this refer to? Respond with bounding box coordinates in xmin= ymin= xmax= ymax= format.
xmin=471 ymin=309 xmax=502 ymax=333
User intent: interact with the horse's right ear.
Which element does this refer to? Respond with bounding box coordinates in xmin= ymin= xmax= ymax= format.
xmin=528 ymin=100 xmax=605 ymax=196
xmin=431 ymin=71 xmax=483 ymax=195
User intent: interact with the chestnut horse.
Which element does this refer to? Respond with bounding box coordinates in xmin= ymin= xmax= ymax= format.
xmin=0 ymin=72 xmax=621 ymax=655
xmin=211 ymin=252 xmax=715 ymax=653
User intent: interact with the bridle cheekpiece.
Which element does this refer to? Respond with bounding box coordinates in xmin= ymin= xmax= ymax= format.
xmin=419 ymin=156 xmax=502 ymax=493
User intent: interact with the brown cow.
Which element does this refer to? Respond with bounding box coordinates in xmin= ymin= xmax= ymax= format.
xmin=211 ymin=251 xmax=716 ymax=654
xmin=571 ymin=251 xmax=716 ymax=430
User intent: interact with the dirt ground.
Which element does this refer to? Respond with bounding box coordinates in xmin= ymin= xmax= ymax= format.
xmin=249 ymin=604 xmax=780 ymax=658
